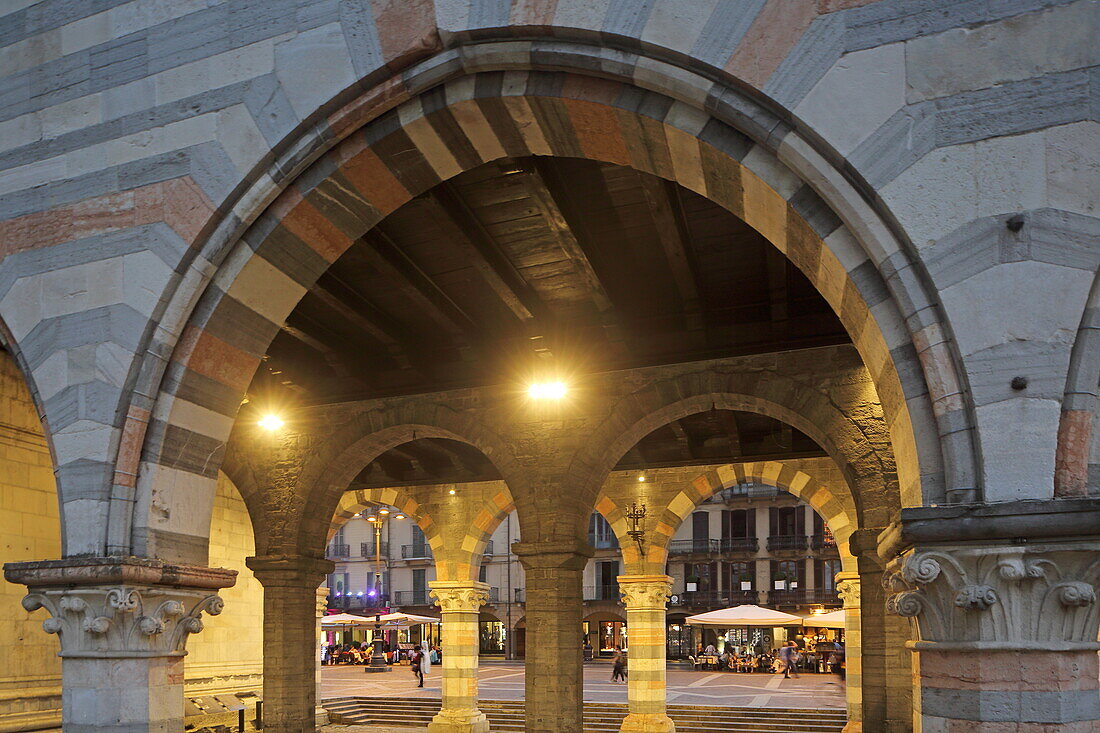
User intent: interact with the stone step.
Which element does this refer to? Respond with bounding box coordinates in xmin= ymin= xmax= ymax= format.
xmin=323 ymin=698 xmax=847 ymax=732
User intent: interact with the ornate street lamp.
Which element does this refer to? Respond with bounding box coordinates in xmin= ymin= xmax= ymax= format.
xmin=364 ymin=507 xmax=405 ymax=672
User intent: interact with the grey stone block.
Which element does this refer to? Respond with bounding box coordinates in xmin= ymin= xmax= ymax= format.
xmin=890 ymin=341 xmax=929 ymax=399
xmin=144 ymin=419 xmax=225 ymax=479
xmin=199 ymin=290 xmax=281 ymax=359
xmin=697 ymin=118 xmax=752 ymax=162
xmin=788 ymin=183 xmax=842 ymax=238
xmin=922 ymin=215 xmax=1003 ymax=290
xmin=848 ymin=100 xmax=936 ymax=189
xmin=690 ymin=0 xmax=766 ymax=68
xmin=20 ymin=303 xmax=148 ymax=371
xmin=935 ymin=68 xmax=1091 ymax=148
xmin=161 ymin=360 xmax=245 ymax=418
xmin=843 ymin=0 xmax=989 ymax=52
xmin=225 ymin=0 xmax=299 ymax=49
xmin=529 ymin=42 xmax=635 ymax=83
xmin=43 ymin=381 xmax=125 ymax=433
xmin=602 ymin=0 xmax=659 ymax=39
xmin=146 ymin=4 xmax=231 ymax=75
xmin=921 ymin=686 xmax=1100 ymax=723
xmin=338 ymin=0 xmax=385 ymax=80
xmin=614 ymin=84 xmax=675 ymax=122
xmin=764 ymin=12 xmax=846 ymax=108
xmin=468 ymin=0 xmax=512 ymax=29
xmin=0 ymin=8 xmax=28 ymax=47
xmin=1028 ymin=208 xmax=1100 ymax=272
xmin=967 ymin=340 xmax=1071 ymax=406
xmin=848 ymin=259 xmax=892 ymax=309
xmin=703 ymin=85 xmax=785 ymax=149
xmin=88 ymin=32 xmax=148 ymax=92
xmin=296 ymin=0 xmax=341 ymax=30
xmin=188 ymin=140 xmax=243 ymax=203
xmin=28 ymin=50 xmax=91 ymax=112
xmin=55 ymin=458 xmax=116 ymax=502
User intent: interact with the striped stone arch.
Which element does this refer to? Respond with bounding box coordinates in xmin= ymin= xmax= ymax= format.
xmin=330 ymin=483 xmax=515 ymax=583
xmin=597 ymin=460 xmax=858 ymax=575
xmin=134 ymin=45 xmax=970 ymax=564
xmin=1056 ymin=270 xmax=1100 ymax=497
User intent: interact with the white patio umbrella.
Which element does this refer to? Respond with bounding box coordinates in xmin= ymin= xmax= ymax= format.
xmin=685 ymin=604 xmax=804 ymax=627
xmin=321 ymin=612 xmax=374 ymax=627
xmin=802 ymin=609 xmax=846 ymax=628
xmin=372 ymin=611 xmax=440 ymax=628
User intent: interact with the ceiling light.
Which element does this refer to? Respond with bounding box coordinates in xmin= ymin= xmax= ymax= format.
xmin=258 ymin=414 xmax=284 ymax=431
xmin=449 ymin=488 xmax=456 ymax=495
xmin=638 ymin=475 xmax=646 ymax=482
xmin=528 ymin=381 xmax=567 ymax=399
xmin=379 ymin=508 xmax=389 ymax=515
xmin=367 ymin=516 xmax=377 ymax=522
xmin=395 ymin=514 xmax=407 ymax=520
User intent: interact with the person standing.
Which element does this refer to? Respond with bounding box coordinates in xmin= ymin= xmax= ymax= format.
xmin=778 ymin=641 xmax=800 ymax=679
xmin=611 ymin=647 xmax=627 ymax=683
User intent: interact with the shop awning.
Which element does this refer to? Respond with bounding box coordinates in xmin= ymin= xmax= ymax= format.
xmin=684 ymin=604 xmax=804 ymax=627
xmin=802 ymin=609 xmax=846 ymax=628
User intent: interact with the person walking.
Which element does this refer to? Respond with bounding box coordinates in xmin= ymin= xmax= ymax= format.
xmin=611 ymin=647 xmax=628 ymax=683
xmin=778 ymin=641 xmax=800 ymax=679
xmin=410 ymin=645 xmax=426 ymax=687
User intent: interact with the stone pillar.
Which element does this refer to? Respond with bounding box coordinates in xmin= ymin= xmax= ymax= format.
xmin=3 ymin=557 xmax=236 ymax=733
xmin=513 ymin=541 xmax=593 ymax=733
xmin=617 ymin=575 xmax=675 ymax=733
xmin=427 ymin=581 xmax=491 ymax=733
xmin=247 ymin=555 xmax=334 ymax=733
xmin=835 ymin=572 xmax=862 ymax=732
xmin=885 ymin=542 xmax=1100 ymax=732
xmin=315 ymin=587 xmax=329 ymax=727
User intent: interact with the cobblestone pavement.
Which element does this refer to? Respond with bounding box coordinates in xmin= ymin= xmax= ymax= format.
xmin=322 ymin=662 xmax=846 ymax=709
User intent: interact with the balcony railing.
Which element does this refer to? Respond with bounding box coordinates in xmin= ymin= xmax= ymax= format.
xmin=811 ymin=534 xmax=837 ymax=551
xmin=668 ymin=539 xmax=719 ymax=554
xmin=327 ymin=543 xmax=350 ymax=558
xmin=806 ymin=588 xmax=842 ymax=606
xmin=583 ymin=584 xmax=620 ymax=601
xmin=360 ymin=541 xmax=390 ymax=558
xmin=719 ymin=537 xmax=759 ymax=553
xmin=393 ymin=590 xmax=430 ymax=606
xmin=401 ymin=544 xmax=433 ymax=559
xmin=766 ymin=535 xmax=808 ymax=551
xmin=328 ymin=593 xmax=388 ymax=611
xmin=768 ymin=589 xmax=807 ymax=606
xmin=672 ymin=590 xmax=760 ymax=607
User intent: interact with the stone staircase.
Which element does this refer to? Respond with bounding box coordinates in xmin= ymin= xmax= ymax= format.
xmin=323 ymin=697 xmax=847 ymax=732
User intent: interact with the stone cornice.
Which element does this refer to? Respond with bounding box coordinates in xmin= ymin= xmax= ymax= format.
xmin=3 ymin=556 xmax=237 ymax=590
xmin=877 ymin=498 xmax=1100 ymax=561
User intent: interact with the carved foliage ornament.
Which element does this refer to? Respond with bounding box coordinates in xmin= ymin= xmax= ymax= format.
xmin=882 ymin=544 xmax=1100 ymax=645
xmin=21 ymin=585 xmax=224 ymax=658
xmin=430 ymin=586 xmax=489 ymax=613
xmin=619 ymin=580 xmax=673 ymax=610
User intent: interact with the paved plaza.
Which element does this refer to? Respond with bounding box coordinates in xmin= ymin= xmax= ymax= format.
xmin=321 ymin=662 xmax=846 ymax=710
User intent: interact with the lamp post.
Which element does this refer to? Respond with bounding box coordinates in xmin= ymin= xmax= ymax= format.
xmin=365 ymin=507 xmax=405 ymax=672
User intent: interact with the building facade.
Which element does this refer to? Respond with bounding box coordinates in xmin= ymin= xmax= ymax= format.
xmin=327 ymin=481 xmax=842 ymax=659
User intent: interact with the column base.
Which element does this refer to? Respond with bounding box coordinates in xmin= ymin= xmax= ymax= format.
xmin=427 ymin=709 xmax=490 ymax=733
xmin=841 ymin=723 xmax=861 ymax=733
xmin=620 ymin=713 xmax=676 ymax=732
xmin=363 ymin=666 xmax=392 ymax=673
xmin=315 ymin=706 xmax=329 ymax=728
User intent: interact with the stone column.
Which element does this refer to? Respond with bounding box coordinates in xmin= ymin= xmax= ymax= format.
xmin=247 ymin=555 xmax=334 ymax=733
xmin=513 ymin=541 xmax=593 ymax=733
xmin=885 ymin=542 xmax=1100 ymax=732
xmin=427 ymin=581 xmax=491 ymax=733
xmin=617 ymin=575 xmax=675 ymax=733
xmin=315 ymin=586 xmax=330 ymax=727
xmin=835 ymin=572 xmax=861 ymax=732
xmin=3 ymin=557 xmax=236 ymax=733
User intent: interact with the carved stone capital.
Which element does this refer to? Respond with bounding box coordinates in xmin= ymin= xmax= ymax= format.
xmin=429 ymin=581 xmax=490 ymax=613
xmin=883 ymin=541 xmax=1100 ymax=650
xmin=616 ymin=574 xmax=672 ymax=611
xmin=835 ymin=571 xmax=860 ymax=609
xmin=20 ymin=585 xmax=224 ymax=658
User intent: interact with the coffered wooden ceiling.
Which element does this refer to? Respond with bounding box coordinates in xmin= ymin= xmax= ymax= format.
xmin=250 ymin=156 xmax=842 ymax=481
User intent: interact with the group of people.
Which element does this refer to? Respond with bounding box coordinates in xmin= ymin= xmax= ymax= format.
xmin=696 ymin=641 xmax=845 ymax=678
xmin=321 ymin=641 xmax=442 ymax=673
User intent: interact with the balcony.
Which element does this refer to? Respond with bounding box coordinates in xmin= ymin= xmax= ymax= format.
xmin=719 ymin=537 xmax=759 ymax=553
xmin=766 ymin=535 xmax=808 ymax=552
xmin=668 ymin=539 xmax=719 ymax=555
xmin=401 ymin=544 xmax=433 ymax=560
xmin=806 ymin=588 xmax=842 ymax=606
xmin=327 ymin=543 xmax=350 ymax=559
xmin=583 ymin=584 xmax=620 ymax=601
xmin=393 ymin=590 xmax=430 ymax=606
xmin=768 ymin=589 xmax=807 ymax=606
xmin=360 ymin=541 xmax=389 ymax=558
xmin=811 ymin=534 xmax=837 ymax=551
xmin=673 ymin=590 xmax=759 ymax=607
xmin=328 ymin=593 xmax=388 ymax=611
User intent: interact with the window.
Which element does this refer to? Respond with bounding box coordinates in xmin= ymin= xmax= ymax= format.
xmin=770 ymin=560 xmax=802 ymax=590
xmin=597 ymin=561 xmax=619 ymax=599
xmin=479 ymin=563 xmax=488 ymax=583
xmin=722 ymin=509 xmax=754 ymax=538
xmin=588 ymin=513 xmax=618 ymax=549
xmin=692 ymin=511 xmax=710 ymax=540
xmin=769 ymin=506 xmax=804 ymax=536
xmin=815 ymin=559 xmax=842 ymax=590
xmin=725 ymin=562 xmax=755 ymax=591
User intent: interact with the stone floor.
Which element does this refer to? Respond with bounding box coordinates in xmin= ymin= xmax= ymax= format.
xmin=321 ymin=662 xmax=847 ymax=709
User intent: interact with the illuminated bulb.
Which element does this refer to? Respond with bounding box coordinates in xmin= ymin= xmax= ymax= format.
xmin=528 ymin=381 xmax=567 ymax=399
xmin=395 ymin=514 xmax=407 ymax=520
xmin=638 ymin=475 xmax=646 ymax=482
xmin=379 ymin=508 xmax=389 ymax=515
xmin=367 ymin=516 xmax=377 ymax=522
xmin=449 ymin=488 xmax=456 ymax=495
xmin=258 ymin=414 xmax=284 ymax=431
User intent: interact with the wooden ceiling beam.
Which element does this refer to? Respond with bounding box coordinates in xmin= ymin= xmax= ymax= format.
xmin=521 ymin=159 xmax=618 ymax=319
xmin=281 ymin=311 xmax=371 ymax=390
xmin=668 ymin=419 xmax=699 ymax=461
xmin=718 ymin=409 xmax=744 ymax=457
xmin=310 ymin=273 xmax=415 ymax=370
xmin=638 ymin=175 xmax=704 ymax=329
xmin=361 ymin=227 xmax=480 ymax=343
xmin=427 ymin=185 xmax=554 ymax=329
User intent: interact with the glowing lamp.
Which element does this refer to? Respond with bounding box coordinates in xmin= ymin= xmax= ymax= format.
xmin=528 ymin=381 xmax=567 ymax=399
xmin=258 ymin=414 xmax=284 ymax=431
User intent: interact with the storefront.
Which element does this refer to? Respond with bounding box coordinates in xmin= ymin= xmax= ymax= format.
xmin=479 ymin=619 xmax=507 ymax=654
xmin=583 ymin=614 xmax=627 ymax=656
